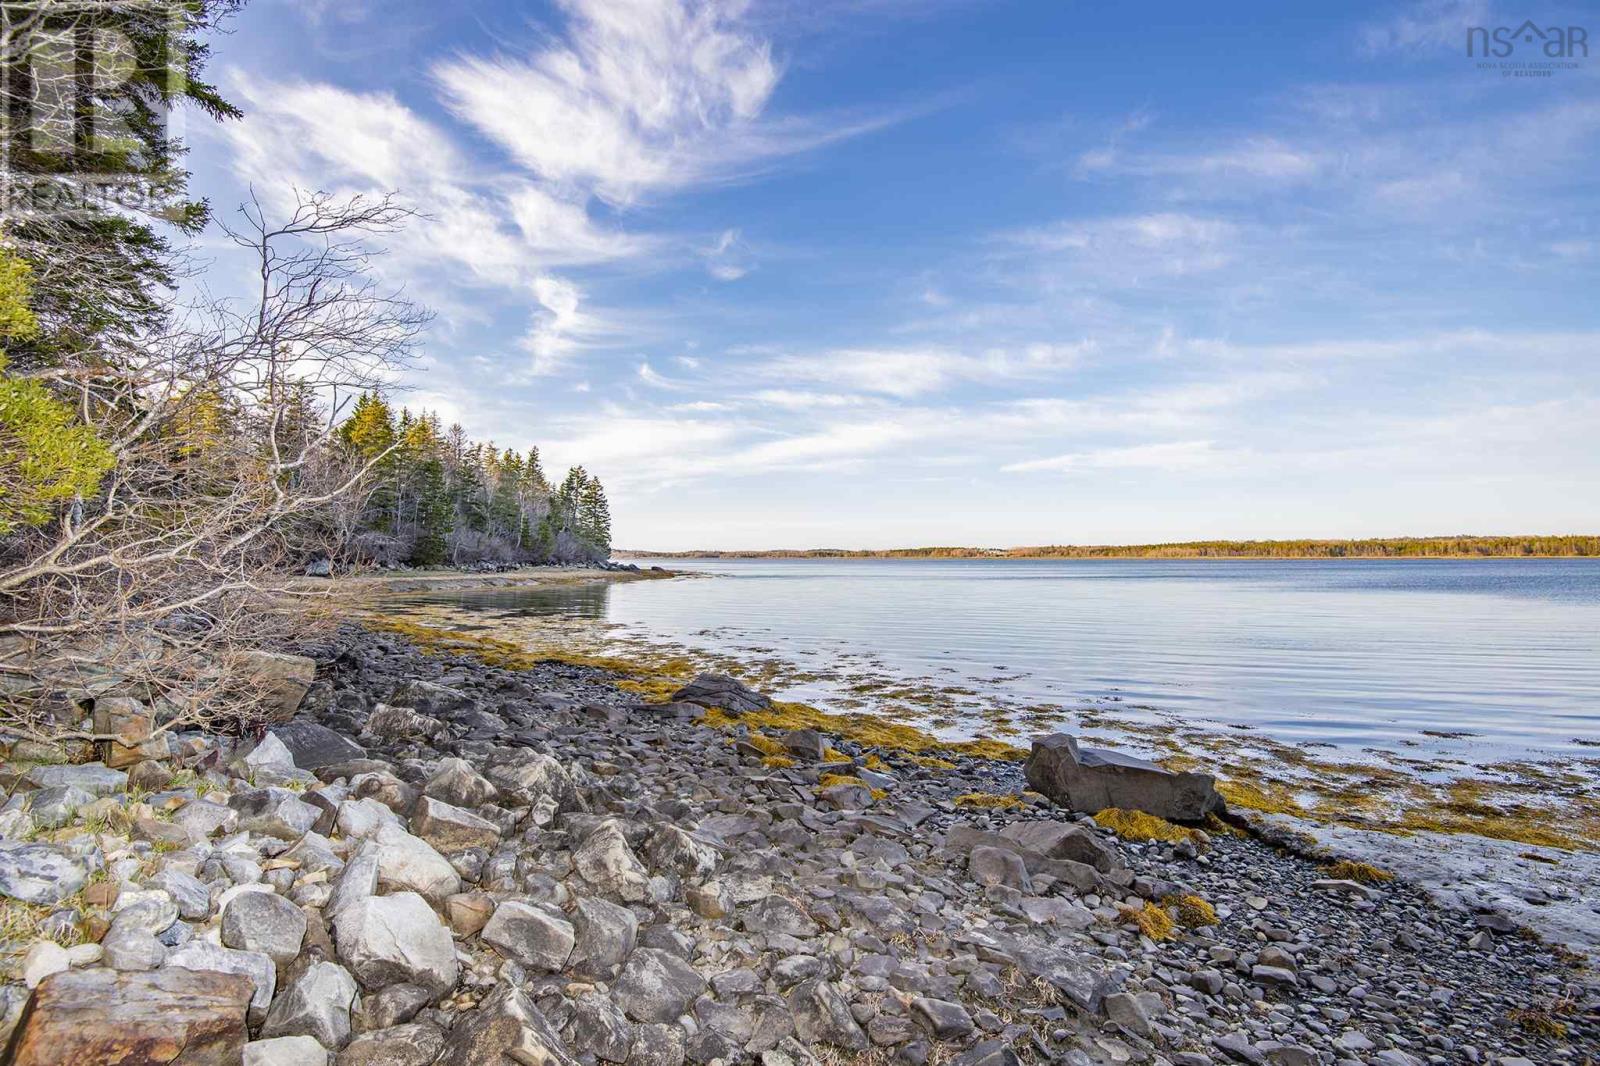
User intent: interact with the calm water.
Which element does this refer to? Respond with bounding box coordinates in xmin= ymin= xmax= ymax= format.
xmin=418 ymin=558 xmax=1600 ymax=763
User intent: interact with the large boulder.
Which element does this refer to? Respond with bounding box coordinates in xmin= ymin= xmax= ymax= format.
xmin=6 ymin=967 xmax=252 ymax=1065
xmin=238 ymin=650 xmax=317 ymax=721
xmin=0 ymin=843 xmax=90 ymax=905
xmin=333 ymin=891 xmax=458 ymax=995
xmin=611 ymin=948 xmax=706 ymax=1024
xmin=669 ymin=674 xmax=770 ymax=714
xmin=270 ymin=720 xmax=367 ymax=770
xmin=481 ymin=900 xmax=575 ymax=972
xmin=572 ymin=821 xmax=650 ymax=902
xmin=410 ymin=796 xmax=501 ymax=853
xmin=423 ymin=758 xmax=498 ymax=808
xmin=434 ymin=984 xmax=578 ymax=1066
xmin=260 ymin=960 xmax=359 ymax=1049
xmin=220 ymin=890 xmax=307 ymax=964
xmin=1023 ymin=734 xmax=1222 ymax=822
xmin=373 ymin=821 xmax=461 ymax=902
xmin=164 ymin=940 xmax=278 ymax=1025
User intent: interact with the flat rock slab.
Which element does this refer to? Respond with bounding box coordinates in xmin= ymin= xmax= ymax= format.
xmin=669 ymin=673 xmax=770 ymax=714
xmin=7 ymin=966 xmax=252 ymax=1065
xmin=1024 ymin=733 xmax=1222 ymax=822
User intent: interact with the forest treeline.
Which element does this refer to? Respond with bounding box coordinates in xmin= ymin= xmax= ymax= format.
xmin=621 ymin=535 xmax=1600 ymax=560
xmin=336 ymin=393 xmax=610 ymax=567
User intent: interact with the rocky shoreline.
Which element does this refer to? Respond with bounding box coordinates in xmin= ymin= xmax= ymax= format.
xmin=0 ymin=623 xmax=1595 ymax=1065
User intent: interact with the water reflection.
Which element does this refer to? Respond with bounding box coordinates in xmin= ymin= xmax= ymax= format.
xmin=395 ymin=580 xmax=612 ymax=620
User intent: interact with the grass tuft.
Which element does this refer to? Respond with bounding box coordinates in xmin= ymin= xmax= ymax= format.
xmin=1118 ymin=901 xmax=1175 ymax=941
xmin=1163 ymin=893 xmax=1218 ymax=928
xmin=1322 ymin=859 xmax=1394 ymax=884
xmin=1093 ymin=807 xmax=1198 ymax=844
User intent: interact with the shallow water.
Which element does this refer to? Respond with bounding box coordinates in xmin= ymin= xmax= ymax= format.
xmin=415 ymin=557 xmax=1600 ymax=764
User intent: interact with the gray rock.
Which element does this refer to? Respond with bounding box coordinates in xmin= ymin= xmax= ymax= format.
xmin=101 ymin=924 xmax=166 ymax=971
xmin=165 ymin=939 xmax=278 ymax=1024
xmin=0 ymin=844 xmax=89 ymax=904
xmin=261 ymin=960 xmax=358 ymax=1049
xmin=787 ymin=978 xmax=868 ymax=1050
xmin=242 ymin=732 xmax=299 ymax=773
xmin=243 ymin=1035 xmax=330 ymax=1066
xmin=612 ymin=947 xmax=707 ymax=1023
xmin=566 ymin=990 xmax=635 ymax=1063
xmin=171 ymin=799 xmax=239 ymax=840
xmin=574 ymin=820 xmax=651 ymax=902
xmin=670 ymin=674 xmax=771 ymax=714
xmin=481 ymin=900 xmax=575 ymax=972
xmin=338 ymin=1022 xmax=445 ymax=1066
xmin=22 ymin=762 xmax=127 ymax=796
xmin=149 ymin=868 xmax=212 ymax=921
xmin=909 ymin=997 xmax=974 ymax=1040
xmin=272 ymin=721 xmax=367 ymax=770
xmin=372 ymin=821 xmax=461 ymax=902
xmin=423 ymin=758 xmax=498 ymax=808
xmin=222 ymin=890 xmax=308 ymax=964
xmin=569 ymin=896 xmax=639 ymax=979
xmin=409 ymin=796 xmax=501 ymax=853
xmin=333 ymin=891 xmax=458 ymax=995
xmin=1024 ymin=734 xmax=1222 ymax=821
xmin=997 ymin=820 xmax=1123 ymax=872
xmin=231 ymin=788 xmax=322 ymax=840
xmin=434 ymin=983 xmax=578 ymax=1066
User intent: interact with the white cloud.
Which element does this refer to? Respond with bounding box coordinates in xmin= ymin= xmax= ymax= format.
xmin=433 ymin=0 xmax=781 ymax=205
xmin=765 ymin=342 xmax=1091 ymax=398
xmin=1002 ymin=214 xmax=1240 ymax=276
xmin=1002 ymin=440 xmax=1226 ymax=474
xmin=522 ymin=276 xmax=602 ymax=375
xmin=1357 ymin=0 xmax=1491 ymax=55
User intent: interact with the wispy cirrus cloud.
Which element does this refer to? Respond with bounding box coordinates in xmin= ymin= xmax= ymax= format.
xmin=221 ymin=0 xmax=898 ymax=378
xmin=1001 ymin=439 xmax=1227 ymax=474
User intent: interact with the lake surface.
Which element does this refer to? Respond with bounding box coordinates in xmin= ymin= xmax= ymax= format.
xmin=415 ymin=558 xmax=1600 ymax=764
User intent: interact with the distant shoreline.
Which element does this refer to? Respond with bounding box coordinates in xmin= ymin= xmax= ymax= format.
xmin=617 ymin=534 xmax=1600 ymax=560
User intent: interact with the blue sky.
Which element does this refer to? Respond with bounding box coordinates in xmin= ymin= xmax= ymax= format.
xmin=185 ymin=0 xmax=1600 ymax=549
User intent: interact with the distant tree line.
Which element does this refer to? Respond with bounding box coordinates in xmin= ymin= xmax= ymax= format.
xmin=335 ymin=393 xmax=610 ymax=567
xmin=621 ymin=535 xmax=1600 ymax=560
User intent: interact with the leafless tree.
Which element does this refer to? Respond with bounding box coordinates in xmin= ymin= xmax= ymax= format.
xmin=0 ymin=188 xmax=429 ymax=744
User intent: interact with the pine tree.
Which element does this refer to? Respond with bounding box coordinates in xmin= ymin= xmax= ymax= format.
xmin=578 ymin=475 xmax=612 ymax=557
xmin=411 ymin=455 xmax=452 ymax=566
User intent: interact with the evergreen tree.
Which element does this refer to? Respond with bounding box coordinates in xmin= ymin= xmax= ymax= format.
xmin=578 ymin=475 xmax=612 ymax=556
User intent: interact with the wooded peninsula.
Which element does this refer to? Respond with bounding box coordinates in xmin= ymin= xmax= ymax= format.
xmin=619 ymin=535 xmax=1600 ymax=559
